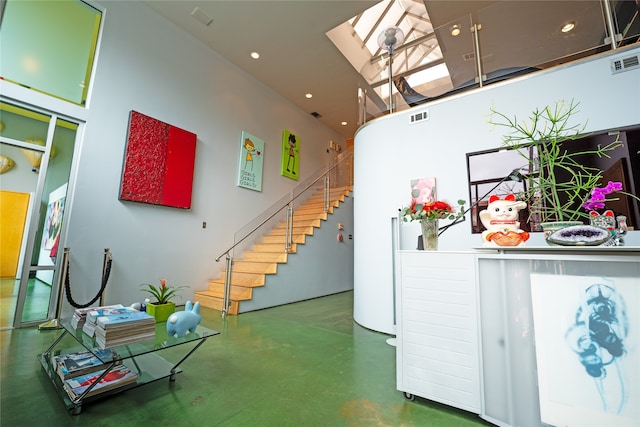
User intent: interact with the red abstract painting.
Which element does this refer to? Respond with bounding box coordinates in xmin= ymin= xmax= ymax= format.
xmin=119 ymin=111 xmax=197 ymax=209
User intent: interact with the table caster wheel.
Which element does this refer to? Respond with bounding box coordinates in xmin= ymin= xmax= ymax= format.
xmin=403 ymin=392 xmax=415 ymax=401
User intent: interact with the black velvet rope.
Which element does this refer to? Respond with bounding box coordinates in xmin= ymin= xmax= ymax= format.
xmin=63 ymin=257 xmax=112 ymax=309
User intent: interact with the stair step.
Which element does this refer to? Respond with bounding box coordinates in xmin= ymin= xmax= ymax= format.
xmin=205 ymin=282 xmax=253 ymax=300
xmin=194 ymin=293 xmax=239 ymax=315
xmin=252 ymin=242 xmax=297 ymax=253
xmin=219 ymin=270 xmax=265 ymax=286
xmin=293 ymin=212 xmax=327 ymax=221
xmin=269 ymin=226 xmax=315 ymax=236
xmin=232 ymin=260 xmax=278 ymax=274
xmin=211 ymin=275 xmax=264 ymax=289
xmin=295 ymin=205 xmax=335 ymax=215
xmin=242 ymin=251 xmax=288 ymax=262
xmin=301 ymin=200 xmax=340 ymax=209
xmin=278 ymin=218 xmax=321 ymax=228
xmin=306 ymin=194 xmax=346 ymax=203
xmin=262 ymin=234 xmax=306 ymax=244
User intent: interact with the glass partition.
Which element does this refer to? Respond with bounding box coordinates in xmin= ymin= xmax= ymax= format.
xmin=0 ymin=102 xmax=78 ymax=327
xmin=0 ymin=0 xmax=102 ymax=105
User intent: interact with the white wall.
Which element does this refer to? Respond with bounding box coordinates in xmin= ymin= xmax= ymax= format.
xmin=59 ymin=1 xmax=345 ymax=315
xmin=353 ymin=45 xmax=640 ymax=334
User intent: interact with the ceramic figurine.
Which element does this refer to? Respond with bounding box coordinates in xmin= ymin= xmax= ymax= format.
xmin=479 ymin=194 xmax=530 ymax=247
xmin=166 ymin=301 xmax=201 ymax=338
xmin=590 ymin=210 xmax=628 ymax=246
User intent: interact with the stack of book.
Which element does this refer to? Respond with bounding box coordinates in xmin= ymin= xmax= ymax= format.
xmin=52 ymin=348 xmax=119 ymax=381
xmin=70 ymin=304 xmax=123 ymax=330
xmin=94 ymin=309 xmax=155 ymax=348
xmin=82 ymin=306 xmax=136 ymax=337
xmin=63 ymin=364 xmax=138 ymax=400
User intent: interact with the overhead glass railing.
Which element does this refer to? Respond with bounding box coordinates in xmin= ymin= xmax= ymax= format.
xmin=359 ymin=0 xmax=640 ymax=120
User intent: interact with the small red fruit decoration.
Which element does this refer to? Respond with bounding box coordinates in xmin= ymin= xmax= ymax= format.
xmin=479 ymin=194 xmax=530 ymax=247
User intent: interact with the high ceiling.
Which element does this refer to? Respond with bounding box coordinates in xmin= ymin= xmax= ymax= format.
xmin=143 ymin=0 xmax=380 ymax=140
xmin=142 ymin=1 xmax=639 ymax=141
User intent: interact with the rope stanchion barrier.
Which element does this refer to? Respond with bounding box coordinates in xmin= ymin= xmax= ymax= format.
xmin=38 ymin=248 xmax=112 ymax=330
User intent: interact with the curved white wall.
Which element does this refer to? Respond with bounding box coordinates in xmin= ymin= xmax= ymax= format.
xmin=353 ymin=46 xmax=640 ymax=334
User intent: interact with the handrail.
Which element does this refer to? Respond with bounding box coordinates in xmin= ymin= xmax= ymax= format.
xmin=215 ymin=152 xmax=352 ymax=262
xmin=215 ymin=151 xmax=352 ymax=317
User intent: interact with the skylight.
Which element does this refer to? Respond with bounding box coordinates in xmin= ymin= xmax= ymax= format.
xmin=327 ymin=0 xmax=448 ymax=107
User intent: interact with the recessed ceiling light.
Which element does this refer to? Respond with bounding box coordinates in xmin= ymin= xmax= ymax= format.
xmin=250 ymin=52 xmax=260 ymax=59
xmin=341 ymin=121 xmax=347 ymax=126
xmin=450 ymin=24 xmax=461 ymax=36
xmin=561 ymin=21 xmax=576 ymax=33
xmin=305 ymin=93 xmax=313 ymax=99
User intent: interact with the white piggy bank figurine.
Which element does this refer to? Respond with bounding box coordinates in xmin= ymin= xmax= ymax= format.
xmin=166 ymin=301 xmax=202 ymax=337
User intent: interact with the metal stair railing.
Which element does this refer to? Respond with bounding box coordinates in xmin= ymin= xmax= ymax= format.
xmin=215 ymin=151 xmax=353 ymax=317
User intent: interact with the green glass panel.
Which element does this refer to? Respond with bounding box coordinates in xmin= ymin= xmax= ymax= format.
xmin=0 ymin=0 xmax=102 ymax=105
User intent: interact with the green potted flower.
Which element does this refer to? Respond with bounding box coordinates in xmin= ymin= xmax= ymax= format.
xmin=140 ymin=279 xmax=186 ymax=322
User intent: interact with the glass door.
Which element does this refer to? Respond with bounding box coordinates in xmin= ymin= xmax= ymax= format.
xmin=0 ymin=101 xmax=78 ymax=329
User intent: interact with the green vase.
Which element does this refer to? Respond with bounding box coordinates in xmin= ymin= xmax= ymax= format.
xmin=146 ymin=302 xmax=175 ymax=323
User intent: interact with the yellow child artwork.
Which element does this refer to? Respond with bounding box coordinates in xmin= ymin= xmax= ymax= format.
xmin=237 ymin=131 xmax=264 ymax=191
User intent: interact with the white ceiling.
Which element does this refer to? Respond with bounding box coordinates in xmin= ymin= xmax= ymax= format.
xmin=143 ymin=0 xmax=380 ymax=141
xmin=141 ymin=1 xmax=631 ymax=141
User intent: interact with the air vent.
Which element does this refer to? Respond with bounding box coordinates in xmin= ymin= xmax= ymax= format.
xmin=310 ymin=111 xmax=322 ymax=118
xmin=611 ymin=55 xmax=639 ymax=74
xmin=409 ymin=109 xmax=429 ymax=124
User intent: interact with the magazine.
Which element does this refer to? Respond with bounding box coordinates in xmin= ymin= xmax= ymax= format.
xmin=63 ymin=364 xmax=138 ymax=399
xmin=53 ymin=348 xmax=119 ymax=380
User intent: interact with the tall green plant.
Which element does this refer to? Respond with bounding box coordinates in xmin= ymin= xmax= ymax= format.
xmin=489 ymin=99 xmax=622 ymax=223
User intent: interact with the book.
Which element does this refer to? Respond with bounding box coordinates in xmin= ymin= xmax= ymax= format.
xmin=91 ymin=310 xmax=155 ymax=348
xmin=52 ymin=349 xmax=119 ymax=380
xmin=95 ymin=331 xmax=156 ymax=348
xmin=96 ymin=310 xmax=154 ymax=329
xmin=63 ymin=364 xmax=138 ymax=399
xmin=71 ymin=304 xmax=123 ymax=330
xmin=82 ymin=306 xmax=137 ymax=337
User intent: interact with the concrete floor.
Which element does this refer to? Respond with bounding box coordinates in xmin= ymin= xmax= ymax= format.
xmin=0 ymin=291 xmax=490 ymax=426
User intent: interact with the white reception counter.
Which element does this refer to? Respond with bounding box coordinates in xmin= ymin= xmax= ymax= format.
xmin=395 ymin=247 xmax=640 ymax=427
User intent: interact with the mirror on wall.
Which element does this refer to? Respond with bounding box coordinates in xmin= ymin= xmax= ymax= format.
xmin=466 ymin=127 xmax=640 ymax=234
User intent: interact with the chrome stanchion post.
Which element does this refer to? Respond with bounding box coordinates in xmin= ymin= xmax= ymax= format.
xmin=285 ymin=204 xmax=293 ymax=252
xmin=222 ymin=254 xmax=233 ymax=318
xmin=100 ymin=248 xmax=111 ymax=306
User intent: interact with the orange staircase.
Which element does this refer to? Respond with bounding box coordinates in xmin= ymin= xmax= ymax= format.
xmin=194 ymin=186 xmax=352 ymax=314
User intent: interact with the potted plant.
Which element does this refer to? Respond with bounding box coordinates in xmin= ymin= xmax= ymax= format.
xmin=140 ymin=279 xmax=186 ymax=322
xmin=488 ymin=99 xmax=639 ymax=239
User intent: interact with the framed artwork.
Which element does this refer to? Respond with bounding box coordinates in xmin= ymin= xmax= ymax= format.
xmin=530 ymin=273 xmax=639 ymax=427
xmin=237 ymin=131 xmax=264 ymax=191
xmin=36 ymin=183 xmax=67 ymax=284
xmin=280 ymin=129 xmax=299 ymax=180
xmin=409 ymin=177 xmax=436 ymax=204
xmin=119 ymin=111 xmax=197 ymax=209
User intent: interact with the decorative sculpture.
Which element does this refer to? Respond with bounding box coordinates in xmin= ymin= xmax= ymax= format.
xmin=166 ymin=301 xmax=201 ymax=338
xmin=480 ymin=194 xmax=530 ymax=247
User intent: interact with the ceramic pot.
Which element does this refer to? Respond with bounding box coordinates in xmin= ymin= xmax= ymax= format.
xmin=420 ymin=218 xmax=439 ymax=250
xmin=146 ymin=302 xmax=175 ymax=323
